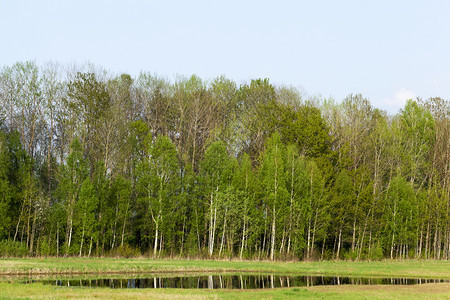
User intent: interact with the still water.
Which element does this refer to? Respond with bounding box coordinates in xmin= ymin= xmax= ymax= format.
xmin=24 ymin=275 xmax=449 ymax=289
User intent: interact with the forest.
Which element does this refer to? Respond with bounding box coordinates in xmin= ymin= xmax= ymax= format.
xmin=0 ymin=61 xmax=448 ymax=260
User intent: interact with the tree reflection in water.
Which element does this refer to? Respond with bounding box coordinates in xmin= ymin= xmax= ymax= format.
xmin=32 ymin=275 xmax=450 ymax=289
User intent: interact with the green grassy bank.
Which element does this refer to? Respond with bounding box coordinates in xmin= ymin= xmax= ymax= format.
xmin=1 ymin=259 xmax=449 ymax=299
xmin=0 ymin=281 xmax=449 ymax=299
xmin=0 ymin=258 xmax=449 ymax=278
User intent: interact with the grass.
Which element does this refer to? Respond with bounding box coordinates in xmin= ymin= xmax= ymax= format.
xmin=0 ymin=257 xmax=449 ymax=278
xmin=0 ymin=281 xmax=448 ymax=299
xmin=0 ymin=258 xmax=449 ymax=299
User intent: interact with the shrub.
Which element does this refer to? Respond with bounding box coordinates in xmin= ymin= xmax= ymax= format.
xmin=370 ymin=244 xmax=384 ymax=261
xmin=109 ymin=244 xmax=141 ymax=258
xmin=0 ymin=240 xmax=28 ymax=257
xmin=38 ymin=238 xmax=52 ymax=257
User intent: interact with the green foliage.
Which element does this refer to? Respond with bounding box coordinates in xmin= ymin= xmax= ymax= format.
xmin=330 ymin=170 xmax=353 ymax=225
xmin=108 ymin=244 xmax=141 ymax=258
xmin=269 ymin=102 xmax=331 ymax=158
xmin=0 ymin=240 xmax=28 ymax=257
xmin=201 ymin=141 xmax=232 ymax=189
xmin=0 ymin=62 xmax=448 ymax=260
xmin=67 ymin=72 xmax=110 ymax=124
xmin=0 ymin=131 xmax=12 ymax=238
xmin=38 ymin=237 xmax=52 ymax=256
xmin=370 ymin=243 xmax=384 ymax=261
xmin=75 ymin=178 xmax=98 ymax=253
xmin=384 ymin=176 xmax=417 ymax=258
xmin=399 ymin=99 xmax=435 ymax=185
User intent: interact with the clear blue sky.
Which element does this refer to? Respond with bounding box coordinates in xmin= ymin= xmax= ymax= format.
xmin=1 ymin=0 xmax=449 ymax=112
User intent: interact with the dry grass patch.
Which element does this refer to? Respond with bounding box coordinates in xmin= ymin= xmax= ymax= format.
xmin=308 ymin=283 xmax=450 ymax=299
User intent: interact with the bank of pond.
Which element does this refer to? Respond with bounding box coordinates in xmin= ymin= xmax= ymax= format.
xmin=11 ymin=274 xmax=450 ymax=290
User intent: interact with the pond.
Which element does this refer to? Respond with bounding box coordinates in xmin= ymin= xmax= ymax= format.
xmin=20 ymin=274 xmax=450 ymax=289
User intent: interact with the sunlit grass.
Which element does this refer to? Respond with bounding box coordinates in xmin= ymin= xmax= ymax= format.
xmin=0 ymin=258 xmax=450 ymax=299
xmin=0 ymin=258 xmax=449 ymax=279
xmin=0 ymin=281 xmax=449 ymax=299
xmin=0 ymin=259 xmax=449 ymax=299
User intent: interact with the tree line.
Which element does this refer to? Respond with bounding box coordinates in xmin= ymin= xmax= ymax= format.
xmin=0 ymin=61 xmax=448 ymax=260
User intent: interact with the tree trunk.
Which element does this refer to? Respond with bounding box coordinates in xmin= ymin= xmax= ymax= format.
xmin=240 ymin=217 xmax=246 ymax=260
xmin=287 ymin=154 xmax=295 ymax=256
xmin=219 ymin=208 xmax=228 ymax=257
xmin=212 ymin=208 xmax=217 ymax=255
xmin=425 ymin=221 xmax=430 ymax=259
xmin=88 ymin=236 xmax=93 ymax=257
xmin=262 ymin=212 xmax=267 ymax=259
xmin=65 ymin=203 xmax=73 ymax=256
xmin=208 ymin=198 xmax=213 ymax=256
xmin=29 ymin=207 xmax=37 ymax=256
xmin=195 ymin=207 xmax=201 ymax=252
xmin=121 ymin=195 xmax=130 ymax=247
xmin=311 ymin=210 xmax=318 ymax=260
xmin=418 ymin=223 xmax=424 ymax=258
xmin=351 ymin=217 xmax=357 ymax=253
xmin=180 ymin=216 xmax=186 ymax=257
xmin=336 ymin=227 xmax=342 ymax=260
xmin=13 ymin=201 xmax=25 ymax=242
xmin=279 ymin=227 xmax=286 ymax=255
xmin=208 ymin=191 xmax=216 ymax=257
xmin=79 ymin=224 xmax=85 ymax=257
xmin=390 ymin=230 xmax=395 ymax=259
xmin=56 ymin=223 xmax=59 ymax=258
xmin=26 ymin=205 xmax=31 ymax=250
xmin=270 ymin=205 xmax=276 ymax=261
xmin=159 ymin=231 xmax=163 ymax=256
xmin=153 ymin=220 xmax=159 ymax=257
xmin=111 ymin=203 xmax=119 ymax=250
xmin=433 ymin=226 xmax=439 ymax=260
xmin=358 ymin=223 xmax=366 ymax=260
xmin=321 ymin=235 xmax=326 ymax=260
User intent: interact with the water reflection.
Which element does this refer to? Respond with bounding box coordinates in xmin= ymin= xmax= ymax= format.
xmin=29 ymin=275 xmax=450 ymax=289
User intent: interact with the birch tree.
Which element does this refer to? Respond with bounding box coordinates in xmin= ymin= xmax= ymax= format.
xmin=200 ymin=141 xmax=233 ymax=257
xmin=258 ymin=133 xmax=288 ymax=260
xmin=58 ymin=138 xmax=88 ymax=256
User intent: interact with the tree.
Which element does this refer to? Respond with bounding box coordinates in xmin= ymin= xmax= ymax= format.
xmin=136 ymin=135 xmax=179 ymax=256
xmin=0 ymin=61 xmax=43 ymax=161
xmin=169 ymin=75 xmax=221 ymax=171
xmin=284 ymin=145 xmax=308 ymax=258
xmin=419 ymin=97 xmax=449 ymax=259
xmin=66 ymin=72 xmax=111 ymax=174
xmin=135 ymin=73 xmax=173 ymax=139
xmin=58 ymin=138 xmax=88 ymax=256
xmin=258 ymin=133 xmax=288 ymax=260
xmin=330 ymin=170 xmax=353 ymax=260
xmin=0 ymin=130 xmax=12 ymax=239
xmin=209 ymin=76 xmax=238 ymax=148
xmin=267 ymin=102 xmax=331 ymax=159
xmin=384 ymin=176 xmax=416 ymax=259
xmin=236 ymin=79 xmax=277 ymax=159
xmin=75 ymin=178 xmax=98 ymax=256
xmin=233 ymin=154 xmax=254 ymax=259
xmin=399 ymin=99 xmax=435 ymax=187
xmin=102 ymin=74 xmax=134 ymax=174
xmin=150 ymin=135 xmax=179 ymax=256
xmin=91 ymin=162 xmax=110 ymax=256
xmin=305 ymin=160 xmax=328 ymax=260
xmin=5 ymin=130 xmax=36 ymax=252
xmin=200 ymin=141 xmax=233 ymax=257
xmin=0 ymin=61 xmax=449 ymax=261
xmin=111 ymin=175 xmax=132 ymax=249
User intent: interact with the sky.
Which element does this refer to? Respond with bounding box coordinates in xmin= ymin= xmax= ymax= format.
xmin=1 ymin=0 xmax=449 ymax=113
